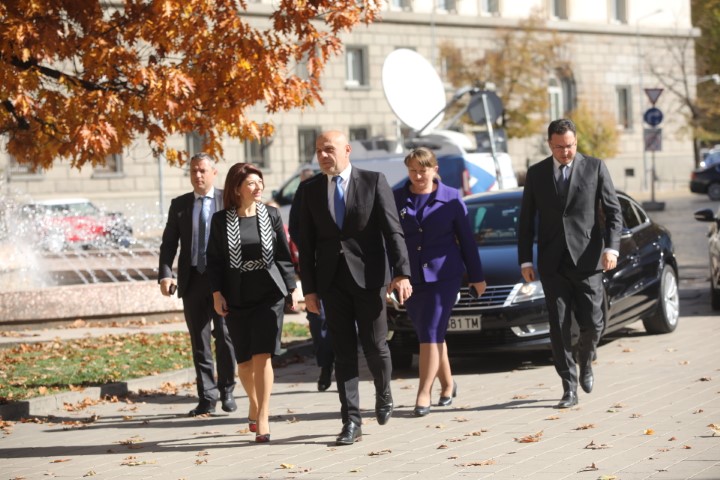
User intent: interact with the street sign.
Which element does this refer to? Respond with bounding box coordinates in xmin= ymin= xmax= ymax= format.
xmin=643 ymin=107 xmax=664 ymax=127
xmin=644 ymin=128 xmax=662 ymax=152
xmin=644 ymin=88 xmax=664 ymax=105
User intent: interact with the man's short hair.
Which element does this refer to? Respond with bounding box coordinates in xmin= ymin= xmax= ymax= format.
xmin=547 ymin=119 xmax=576 ymax=140
xmin=190 ymin=152 xmax=215 ymax=166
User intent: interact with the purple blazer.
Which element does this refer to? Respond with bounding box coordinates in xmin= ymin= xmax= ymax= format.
xmin=393 ymin=180 xmax=484 ymax=285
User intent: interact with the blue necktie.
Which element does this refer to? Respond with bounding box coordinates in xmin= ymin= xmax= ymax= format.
xmin=333 ymin=176 xmax=345 ymax=229
xmin=197 ymin=196 xmax=209 ymax=273
xmin=557 ymin=165 xmax=569 ymax=197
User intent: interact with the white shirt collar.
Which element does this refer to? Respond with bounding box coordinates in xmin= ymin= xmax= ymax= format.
xmin=194 ymin=187 xmax=215 ymax=200
xmin=327 ymin=164 xmax=352 ymax=183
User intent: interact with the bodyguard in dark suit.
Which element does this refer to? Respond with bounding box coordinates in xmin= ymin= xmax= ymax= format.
xmin=159 ymin=153 xmax=236 ymax=416
xmin=518 ymin=119 xmax=623 ymax=409
xmin=298 ymin=130 xmax=412 ymax=445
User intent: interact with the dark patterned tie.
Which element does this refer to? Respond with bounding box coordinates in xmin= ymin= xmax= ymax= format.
xmin=197 ymin=196 xmax=209 ymax=273
xmin=557 ymin=164 xmax=569 ymax=198
xmin=333 ymin=176 xmax=345 ymax=229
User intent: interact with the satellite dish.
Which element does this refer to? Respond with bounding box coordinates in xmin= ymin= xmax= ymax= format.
xmin=382 ymin=49 xmax=446 ymax=134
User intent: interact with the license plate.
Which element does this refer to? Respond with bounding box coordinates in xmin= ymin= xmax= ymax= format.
xmin=448 ymin=316 xmax=482 ymax=331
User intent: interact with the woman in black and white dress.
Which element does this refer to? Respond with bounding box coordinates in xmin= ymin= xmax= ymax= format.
xmin=207 ymin=163 xmax=296 ymax=443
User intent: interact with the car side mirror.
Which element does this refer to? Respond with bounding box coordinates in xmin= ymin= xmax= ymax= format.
xmin=694 ymin=208 xmax=715 ymax=222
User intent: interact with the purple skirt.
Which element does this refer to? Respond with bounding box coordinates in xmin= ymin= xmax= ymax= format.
xmin=404 ymin=277 xmax=462 ymax=343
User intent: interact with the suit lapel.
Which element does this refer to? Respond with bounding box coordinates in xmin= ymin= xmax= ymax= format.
xmin=566 ymin=153 xmax=584 ymax=204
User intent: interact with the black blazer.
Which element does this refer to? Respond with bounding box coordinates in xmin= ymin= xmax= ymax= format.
xmin=298 ymin=167 xmax=411 ymax=296
xmin=518 ymin=153 xmax=623 ymax=275
xmin=158 ymin=189 xmax=223 ymax=298
xmin=205 ymin=205 xmax=296 ymax=306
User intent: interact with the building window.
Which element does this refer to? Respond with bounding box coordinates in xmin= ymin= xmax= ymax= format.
xmin=481 ymin=0 xmax=500 ymax=15
xmin=345 ymin=46 xmax=368 ymax=88
xmin=94 ymin=153 xmax=124 ymax=177
xmin=8 ymin=156 xmax=42 ymax=178
xmin=611 ymin=0 xmax=627 ymax=23
xmin=548 ymin=76 xmax=563 ymax=121
xmin=437 ymin=0 xmax=457 ymax=12
xmin=616 ymin=86 xmax=633 ymax=130
xmin=186 ymin=132 xmax=205 ymax=156
xmin=389 ymin=0 xmax=412 ymax=11
xmin=560 ymin=74 xmax=577 ymax=114
xmin=349 ymin=127 xmax=370 ymax=141
xmin=298 ymin=127 xmax=320 ymax=164
xmin=244 ymin=138 xmax=270 ymax=168
xmin=550 ymin=0 xmax=568 ymax=19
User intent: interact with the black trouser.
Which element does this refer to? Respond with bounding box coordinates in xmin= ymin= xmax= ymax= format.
xmin=182 ymin=268 xmax=237 ymax=402
xmin=541 ymin=252 xmax=604 ymax=393
xmin=322 ymin=258 xmax=392 ymax=425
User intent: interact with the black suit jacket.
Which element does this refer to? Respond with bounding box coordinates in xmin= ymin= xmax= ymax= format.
xmin=158 ymin=189 xmax=223 ymax=298
xmin=205 ymin=205 xmax=296 ymax=306
xmin=518 ymin=153 xmax=623 ymax=275
xmin=298 ymin=167 xmax=411 ymax=296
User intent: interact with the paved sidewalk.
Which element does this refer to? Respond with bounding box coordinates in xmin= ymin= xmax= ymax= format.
xmin=2 ymin=309 xmax=719 ymax=480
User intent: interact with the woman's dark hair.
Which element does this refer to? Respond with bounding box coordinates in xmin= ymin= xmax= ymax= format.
xmin=223 ymin=162 xmax=264 ymax=209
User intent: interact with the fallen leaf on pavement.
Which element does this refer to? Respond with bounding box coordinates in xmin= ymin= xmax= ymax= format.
xmin=368 ymin=449 xmax=392 ymax=456
xmin=657 ymin=448 xmax=670 ymax=452
xmin=707 ymin=423 xmax=720 ymax=436
xmin=349 ymin=468 xmax=362 ymax=472
xmin=679 ymin=360 xmax=690 ymax=365
xmin=693 ymin=409 xmax=704 ymax=414
xmin=194 ymin=459 xmax=207 ymax=465
xmin=465 ymin=430 xmax=487 ymax=436
xmin=447 ymin=437 xmax=467 ymax=443
xmin=515 ymin=431 xmax=543 ymax=443
xmin=546 ymin=415 xmax=560 ymax=420
xmin=585 ymin=440 xmax=612 ymax=449
xmin=597 ymin=475 xmax=618 ymax=480
xmin=578 ymin=462 xmax=599 ymax=472
xmin=668 ymin=436 xmax=677 ymax=441
xmin=437 ymin=444 xmax=448 ymax=449
xmin=457 ymin=459 xmax=496 ymax=467
xmin=699 ymin=377 xmax=712 ymax=381
xmin=83 ymin=470 xmax=97 ymax=476
xmin=453 ymin=417 xmax=469 ymax=422
xmin=448 ymin=455 xmax=458 ymax=459
xmin=682 ymin=445 xmax=692 ymax=449
xmin=280 ymin=463 xmax=295 ymax=469
xmin=512 ymin=394 xmax=530 ymax=399
xmin=575 ymin=423 xmax=596 ymax=430
xmin=196 ymin=451 xmax=209 ymax=456
xmin=644 ymin=429 xmax=655 ymax=435
xmin=50 ymin=459 xmax=71 ymax=463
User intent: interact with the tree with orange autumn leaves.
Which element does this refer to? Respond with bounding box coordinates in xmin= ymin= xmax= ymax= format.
xmin=0 ymin=0 xmax=381 ymax=171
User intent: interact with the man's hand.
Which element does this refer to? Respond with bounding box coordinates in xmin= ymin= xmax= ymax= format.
xmin=305 ymin=293 xmax=320 ymax=314
xmin=521 ymin=266 xmax=536 ymax=283
xmin=602 ymin=252 xmax=618 ymax=271
xmin=160 ymin=278 xmax=176 ymax=296
xmin=388 ymin=276 xmax=413 ymax=304
xmin=213 ymin=291 xmax=229 ymax=316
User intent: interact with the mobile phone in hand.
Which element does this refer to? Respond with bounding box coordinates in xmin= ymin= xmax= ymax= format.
xmin=169 ymin=284 xmax=177 ymax=295
xmin=469 ymin=285 xmax=479 ymax=299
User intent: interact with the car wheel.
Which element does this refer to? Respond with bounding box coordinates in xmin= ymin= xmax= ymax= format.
xmin=390 ymin=350 xmax=413 ymax=370
xmin=642 ymin=264 xmax=679 ymax=334
xmin=711 ymin=278 xmax=720 ymax=311
xmin=708 ymin=183 xmax=720 ymax=201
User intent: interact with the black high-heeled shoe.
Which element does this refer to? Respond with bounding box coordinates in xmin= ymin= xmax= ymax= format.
xmin=437 ymin=381 xmax=457 ymax=407
xmin=413 ymin=405 xmax=431 ymax=417
xmin=255 ymin=433 xmax=271 ymax=443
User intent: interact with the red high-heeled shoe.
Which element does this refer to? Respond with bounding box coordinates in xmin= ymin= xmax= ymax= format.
xmin=248 ymin=419 xmax=257 ymax=433
xmin=255 ymin=433 xmax=271 ymax=443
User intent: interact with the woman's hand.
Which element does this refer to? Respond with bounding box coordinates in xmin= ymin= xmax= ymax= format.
xmin=213 ymin=292 xmax=229 ymax=317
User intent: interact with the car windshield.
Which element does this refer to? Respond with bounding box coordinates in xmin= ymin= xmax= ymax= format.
xmin=466 ymin=199 xmax=523 ymax=246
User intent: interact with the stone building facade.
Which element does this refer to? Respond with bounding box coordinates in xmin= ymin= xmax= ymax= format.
xmin=1 ymin=0 xmax=698 ymax=220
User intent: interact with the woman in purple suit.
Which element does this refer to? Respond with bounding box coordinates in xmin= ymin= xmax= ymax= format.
xmin=393 ymin=147 xmax=487 ymax=416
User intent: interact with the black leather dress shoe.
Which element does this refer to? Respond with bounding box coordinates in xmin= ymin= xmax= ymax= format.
xmin=336 ymin=421 xmax=362 ymax=445
xmin=189 ymin=401 xmax=216 ymax=416
xmin=221 ymin=393 xmax=237 ymax=412
xmin=554 ymin=391 xmax=578 ymax=409
xmin=375 ymin=390 xmax=394 ymax=425
xmin=437 ymin=381 xmax=458 ymax=407
xmin=318 ymin=365 xmax=333 ymax=392
xmin=580 ymin=364 xmax=594 ymax=394
xmin=413 ymin=405 xmax=430 ymax=417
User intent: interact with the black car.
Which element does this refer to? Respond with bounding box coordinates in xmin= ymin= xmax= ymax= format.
xmin=690 ymin=164 xmax=720 ymax=200
xmin=387 ymin=189 xmax=679 ymax=368
xmin=694 ymin=207 xmax=720 ymax=310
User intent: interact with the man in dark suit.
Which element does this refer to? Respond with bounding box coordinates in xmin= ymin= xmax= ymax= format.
xmin=159 ymin=152 xmax=237 ymax=416
xmin=518 ymin=119 xmax=623 ymax=409
xmin=298 ymin=130 xmax=412 ymax=445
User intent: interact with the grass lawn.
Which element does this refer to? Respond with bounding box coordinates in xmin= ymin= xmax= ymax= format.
xmin=0 ymin=322 xmax=309 ymax=404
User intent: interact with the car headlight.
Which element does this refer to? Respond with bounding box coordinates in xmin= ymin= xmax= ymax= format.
xmin=507 ymin=281 xmax=545 ymax=305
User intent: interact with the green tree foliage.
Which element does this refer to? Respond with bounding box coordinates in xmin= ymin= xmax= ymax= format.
xmin=692 ymin=0 xmax=720 ymax=150
xmin=569 ymin=102 xmax=620 ymax=160
xmin=0 ymin=1 xmax=381 ymax=170
xmin=440 ymin=11 xmax=569 ymax=139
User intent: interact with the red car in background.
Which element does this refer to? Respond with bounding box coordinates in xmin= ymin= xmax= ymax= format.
xmin=19 ymin=198 xmax=134 ymax=252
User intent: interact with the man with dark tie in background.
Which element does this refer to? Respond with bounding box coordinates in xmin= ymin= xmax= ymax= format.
xmin=159 ymin=152 xmax=237 ymax=416
xmin=518 ymin=119 xmax=623 ymax=409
